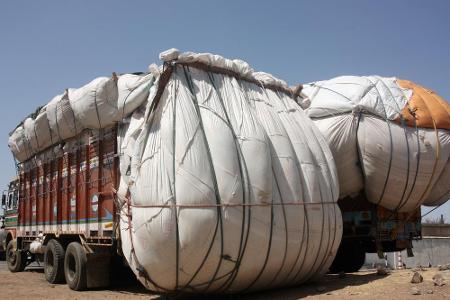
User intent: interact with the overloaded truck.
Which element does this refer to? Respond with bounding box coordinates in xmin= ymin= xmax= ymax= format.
xmin=1 ymin=170 xmax=422 ymax=278
xmin=3 ymin=50 xmax=449 ymax=293
xmin=3 ymin=49 xmax=344 ymax=293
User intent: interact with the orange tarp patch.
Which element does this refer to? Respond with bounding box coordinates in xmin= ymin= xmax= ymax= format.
xmin=396 ymin=79 xmax=450 ymax=130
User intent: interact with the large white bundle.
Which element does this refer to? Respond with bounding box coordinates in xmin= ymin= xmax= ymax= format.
xmin=23 ymin=118 xmax=39 ymax=156
xmin=117 ymin=50 xmax=342 ymax=293
xmin=68 ymin=76 xmax=119 ymax=128
xmin=46 ymin=93 xmax=82 ymax=141
xmin=304 ymin=75 xmax=411 ymax=119
xmin=358 ymin=116 xmax=450 ymax=211
xmin=312 ymin=115 xmax=363 ymax=198
xmin=23 ymin=108 xmax=55 ymax=154
xmin=32 ymin=109 xmax=54 ymax=150
xmin=303 ymin=76 xmax=450 ymax=211
xmin=8 ymin=125 xmax=30 ymax=162
xmin=8 ymin=73 xmax=153 ymax=162
xmin=117 ymin=73 xmax=154 ymax=118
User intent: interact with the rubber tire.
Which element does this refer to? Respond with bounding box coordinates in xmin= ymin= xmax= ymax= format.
xmin=44 ymin=239 xmax=66 ymax=283
xmin=6 ymin=241 xmax=25 ymax=272
xmin=344 ymin=242 xmax=366 ymax=273
xmin=329 ymin=240 xmax=366 ymax=273
xmin=64 ymin=242 xmax=87 ymax=291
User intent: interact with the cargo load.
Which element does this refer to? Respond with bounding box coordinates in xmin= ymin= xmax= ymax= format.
xmin=302 ymin=76 xmax=450 ymax=211
xmin=7 ymin=49 xmax=342 ymax=293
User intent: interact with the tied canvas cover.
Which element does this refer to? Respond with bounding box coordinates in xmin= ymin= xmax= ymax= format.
xmin=7 ymin=49 xmax=342 ymax=293
xmin=116 ymin=49 xmax=342 ymax=293
xmin=8 ymin=73 xmax=154 ymax=161
xmin=302 ymin=76 xmax=450 ymax=211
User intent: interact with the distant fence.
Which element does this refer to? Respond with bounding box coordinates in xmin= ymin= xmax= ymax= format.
xmin=365 ymin=237 xmax=450 ymax=269
xmin=422 ymin=223 xmax=450 ymax=237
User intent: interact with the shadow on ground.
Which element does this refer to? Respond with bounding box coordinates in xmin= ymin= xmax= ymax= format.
xmin=99 ymin=269 xmax=388 ymax=299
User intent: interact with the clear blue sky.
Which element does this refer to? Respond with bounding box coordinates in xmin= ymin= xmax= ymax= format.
xmin=0 ymin=0 xmax=449 ymax=220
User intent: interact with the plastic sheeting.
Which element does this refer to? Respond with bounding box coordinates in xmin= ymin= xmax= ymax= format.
xmin=302 ymin=76 xmax=450 ymax=211
xmin=116 ymin=50 xmax=342 ymax=293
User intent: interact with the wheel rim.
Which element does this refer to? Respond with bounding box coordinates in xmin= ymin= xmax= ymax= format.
xmin=67 ymin=253 xmax=76 ymax=282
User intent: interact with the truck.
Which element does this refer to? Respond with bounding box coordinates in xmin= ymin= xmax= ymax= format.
xmin=2 ymin=126 xmax=424 ymax=290
xmin=2 ymin=128 xmax=424 ymax=289
xmin=3 ymin=126 xmax=119 ymax=290
xmin=329 ymin=194 xmax=422 ymax=273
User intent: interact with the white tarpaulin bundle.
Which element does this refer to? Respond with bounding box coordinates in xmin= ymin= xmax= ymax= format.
xmin=8 ymin=49 xmax=342 ymax=293
xmin=116 ymin=49 xmax=342 ymax=293
xmin=302 ymin=76 xmax=450 ymax=211
xmin=8 ymin=73 xmax=154 ymax=162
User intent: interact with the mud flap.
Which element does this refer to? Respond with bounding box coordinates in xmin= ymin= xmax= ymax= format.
xmin=86 ymin=253 xmax=111 ymax=288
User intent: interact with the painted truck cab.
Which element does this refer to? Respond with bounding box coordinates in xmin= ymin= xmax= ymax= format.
xmin=1 ymin=178 xmax=19 ymax=252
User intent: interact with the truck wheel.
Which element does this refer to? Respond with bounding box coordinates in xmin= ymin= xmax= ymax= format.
xmin=329 ymin=242 xmax=346 ymax=273
xmin=329 ymin=240 xmax=366 ymax=273
xmin=64 ymin=242 xmax=87 ymax=291
xmin=6 ymin=241 xmax=25 ymax=272
xmin=44 ymin=239 xmax=66 ymax=283
xmin=344 ymin=241 xmax=366 ymax=272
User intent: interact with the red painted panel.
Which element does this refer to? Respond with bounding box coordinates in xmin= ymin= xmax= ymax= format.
xmin=77 ymin=146 xmax=88 ymax=224
xmin=19 ymin=172 xmax=26 ymax=227
xmin=15 ymin=126 xmax=118 ymax=238
xmin=44 ymin=163 xmax=51 ymax=229
xmin=69 ymin=152 xmax=77 ymax=227
xmin=88 ymin=131 xmax=100 ymax=226
xmin=61 ymin=153 xmax=70 ymax=227
xmin=37 ymin=164 xmax=42 ymax=230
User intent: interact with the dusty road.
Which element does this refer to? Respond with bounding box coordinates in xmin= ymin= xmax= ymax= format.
xmin=0 ymin=260 xmax=449 ymax=299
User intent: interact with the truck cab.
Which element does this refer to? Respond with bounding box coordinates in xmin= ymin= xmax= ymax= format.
xmin=1 ymin=178 xmax=19 ymax=260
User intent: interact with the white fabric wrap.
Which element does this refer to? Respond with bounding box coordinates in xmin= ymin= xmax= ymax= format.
xmin=8 ymin=125 xmax=29 ymax=162
xmin=68 ymin=77 xmax=119 ymax=128
xmin=303 ymin=75 xmax=450 ymax=211
xmin=46 ymin=93 xmax=81 ymax=141
xmin=9 ymin=74 xmax=152 ymax=162
xmin=118 ymin=65 xmax=342 ymax=293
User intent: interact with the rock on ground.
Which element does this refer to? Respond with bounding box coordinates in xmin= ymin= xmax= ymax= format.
xmin=433 ymin=273 xmax=446 ymax=287
xmin=411 ymin=271 xmax=423 ymax=284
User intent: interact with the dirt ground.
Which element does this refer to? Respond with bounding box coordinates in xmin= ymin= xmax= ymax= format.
xmin=0 ymin=261 xmax=449 ymax=299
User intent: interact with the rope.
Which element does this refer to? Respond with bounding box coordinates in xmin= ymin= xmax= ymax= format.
xmin=127 ymin=201 xmax=337 ymax=208
xmin=124 ymin=194 xmax=170 ymax=292
xmin=207 ymin=72 xmax=253 ymax=293
xmin=237 ymin=81 xmax=276 ymax=293
xmin=171 ymin=71 xmax=180 ymax=291
xmin=377 ymin=78 xmax=412 ymax=213
xmin=364 ymin=78 xmax=395 ymax=207
xmin=182 ymin=65 xmax=225 ymax=293
xmin=382 ymin=84 xmax=421 ymax=219
xmin=421 ymin=202 xmax=447 ymax=219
